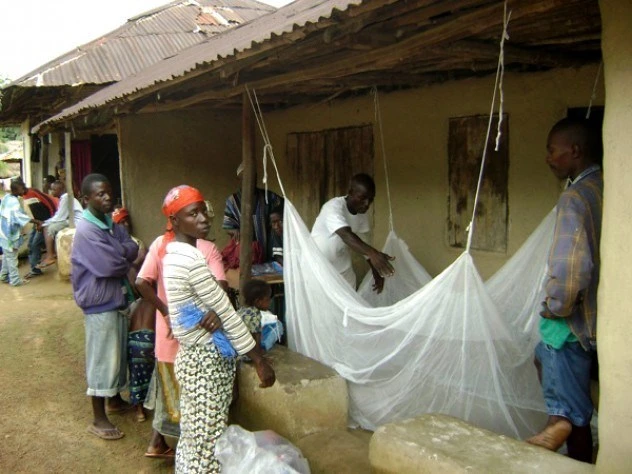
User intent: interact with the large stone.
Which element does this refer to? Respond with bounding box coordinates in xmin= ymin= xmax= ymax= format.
xmin=369 ymin=414 xmax=595 ymax=474
xmin=56 ymin=227 xmax=75 ymax=280
xmin=232 ymin=345 xmax=348 ymax=443
xmin=296 ymin=429 xmax=371 ymax=474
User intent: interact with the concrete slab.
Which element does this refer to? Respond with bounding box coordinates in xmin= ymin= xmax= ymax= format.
xmin=369 ymin=414 xmax=595 ymax=474
xmin=296 ymin=429 xmax=371 ymax=474
xmin=232 ymin=345 xmax=348 ymax=443
xmin=56 ymin=227 xmax=75 ymax=280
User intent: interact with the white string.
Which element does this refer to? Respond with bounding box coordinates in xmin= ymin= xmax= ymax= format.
xmin=586 ymin=62 xmax=602 ymax=119
xmin=465 ymin=0 xmax=511 ymax=253
xmin=495 ymin=7 xmax=511 ymax=151
xmin=372 ymin=86 xmax=395 ymax=232
xmin=245 ymin=85 xmax=287 ymax=199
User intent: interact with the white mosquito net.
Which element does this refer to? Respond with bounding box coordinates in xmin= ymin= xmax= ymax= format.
xmin=284 ymin=201 xmax=555 ymax=438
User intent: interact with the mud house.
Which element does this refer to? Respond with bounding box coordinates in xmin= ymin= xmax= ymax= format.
xmin=31 ymin=0 xmax=632 ymax=470
xmin=0 ymin=0 xmax=275 ymax=195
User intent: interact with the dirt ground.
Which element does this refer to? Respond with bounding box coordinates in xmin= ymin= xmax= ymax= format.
xmin=0 ymin=260 xmax=174 ymax=473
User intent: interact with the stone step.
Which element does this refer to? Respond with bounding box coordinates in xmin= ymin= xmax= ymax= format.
xmin=232 ymin=345 xmax=348 ymax=443
xmin=370 ymin=414 xmax=595 ymax=474
xmin=296 ymin=429 xmax=372 ymax=474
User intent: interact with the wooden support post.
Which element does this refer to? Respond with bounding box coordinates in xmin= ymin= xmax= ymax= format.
xmin=64 ymin=132 xmax=75 ymax=228
xmin=238 ymin=92 xmax=256 ymax=306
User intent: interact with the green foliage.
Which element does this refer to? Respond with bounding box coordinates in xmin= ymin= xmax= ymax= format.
xmin=0 ymin=127 xmax=19 ymax=141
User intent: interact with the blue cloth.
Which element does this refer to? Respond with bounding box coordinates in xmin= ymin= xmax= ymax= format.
xmin=128 ymin=329 xmax=155 ymax=405
xmin=535 ymin=341 xmax=594 ymax=426
xmin=71 ymin=208 xmax=138 ymax=314
xmin=0 ymin=247 xmax=22 ymax=286
xmin=178 ymin=302 xmax=237 ymax=358
xmin=84 ymin=310 xmax=128 ymax=397
xmin=28 ymin=229 xmax=45 ymax=272
xmin=0 ymin=194 xmax=31 ymax=251
xmin=261 ymin=321 xmax=284 ymax=351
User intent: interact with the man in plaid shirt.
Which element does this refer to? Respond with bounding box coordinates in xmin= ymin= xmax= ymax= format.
xmin=527 ymin=118 xmax=603 ymax=463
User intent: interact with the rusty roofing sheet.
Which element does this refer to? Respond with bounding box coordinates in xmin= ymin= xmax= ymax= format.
xmin=9 ymin=0 xmax=275 ymax=88
xmin=36 ymin=0 xmax=366 ymax=129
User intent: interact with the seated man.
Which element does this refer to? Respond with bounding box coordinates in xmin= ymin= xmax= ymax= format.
xmin=21 ymin=179 xmax=60 ymax=278
xmin=38 ymin=180 xmax=84 ymax=268
xmin=311 ymin=173 xmax=394 ymax=293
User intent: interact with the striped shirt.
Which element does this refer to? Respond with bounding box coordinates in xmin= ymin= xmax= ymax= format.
xmin=543 ymin=165 xmax=603 ymax=350
xmin=163 ymin=241 xmax=255 ymax=355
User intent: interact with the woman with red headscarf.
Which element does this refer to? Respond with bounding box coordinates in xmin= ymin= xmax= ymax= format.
xmin=159 ymin=185 xmax=275 ymax=473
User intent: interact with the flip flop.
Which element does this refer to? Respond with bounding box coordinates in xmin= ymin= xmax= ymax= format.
xmin=36 ymin=259 xmax=56 ymax=269
xmin=86 ymin=424 xmax=125 ymax=440
xmin=144 ymin=447 xmax=176 ymax=459
xmin=24 ymin=271 xmax=43 ymax=280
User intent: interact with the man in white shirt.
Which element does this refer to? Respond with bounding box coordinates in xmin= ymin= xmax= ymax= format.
xmin=311 ymin=173 xmax=394 ymax=293
xmin=38 ymin=181 xmax=84 ymax=268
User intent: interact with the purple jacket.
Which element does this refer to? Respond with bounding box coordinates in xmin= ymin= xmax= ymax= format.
xmin=71 ymin=215 xmax=138 ymax=314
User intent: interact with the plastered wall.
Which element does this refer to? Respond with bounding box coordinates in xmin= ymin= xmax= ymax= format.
xmin=262 ymin=64 xmax=604 ymax=278
xmin=118 ymin=109 xmax=243 ymax=248
xmin=118 ymin=66 xmax=603 ymax=278
xmin=596 ymin=0 xmax=632 ymax=471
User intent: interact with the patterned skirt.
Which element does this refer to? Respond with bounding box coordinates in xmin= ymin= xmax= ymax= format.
xmin=128 ymin=329 xmax=155 ymax=405
xmin=175 ymin=344 xmax=236 ymax=474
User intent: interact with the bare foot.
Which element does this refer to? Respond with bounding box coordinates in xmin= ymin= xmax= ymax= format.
xmin=145 ymin=430 xmax=171 ymax=456
xmin=527 ymin=418 xmax=572 ymax=451
xmin=106 ymin=394 xmax=132 ymax=414
xmin=135 ymin=405 xmax=146 ymax=422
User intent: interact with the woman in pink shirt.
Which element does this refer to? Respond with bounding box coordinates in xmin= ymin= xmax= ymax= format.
xmin=136 ymin=234 xmax=227 ymax=458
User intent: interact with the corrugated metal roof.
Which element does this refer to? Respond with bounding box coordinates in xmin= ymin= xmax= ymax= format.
xmin=37 ymin=0 xmax=367 ymax=128
xmin=8 ymin=0 xmax=275 ymax=88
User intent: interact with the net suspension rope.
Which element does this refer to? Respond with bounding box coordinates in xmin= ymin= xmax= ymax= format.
xmin=465 ymin=1 xmax=511 ymax=253
xmin=372 ymin=86 xmax=395 ymax=233
xmin=245 ymin=85 xmax=287 ymax=201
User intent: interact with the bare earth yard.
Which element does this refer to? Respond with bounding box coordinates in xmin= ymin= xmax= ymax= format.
xmin=0 ymin=262 xmax=174 ymax=473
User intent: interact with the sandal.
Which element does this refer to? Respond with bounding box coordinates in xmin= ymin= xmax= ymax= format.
xmin=144 ymin=447 xmax=175 ymax=459
xmin=24 ymin=271 xmax=43 ymax=280
xmin=36 ymin=258 xmax=56 ymax=269
xmin=86 ymin=424 xmax=125 ymax=440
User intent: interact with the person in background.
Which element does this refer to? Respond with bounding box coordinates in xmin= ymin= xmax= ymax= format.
xmin=526 ymin=118 xmax=603 ymax=463
xmin=112 ymin=207 xmax=147 ymax=285
xmin=38 ymin=181 xmax=83 ymax=269
xmin=161 ymin=184 xmax=275 ymax=472
xmin=222 ymin=163 xmax=283 ymax=267
xmin=21 ymin=178 xmax=60 ymax=279
xmin=269 ymin=205 xmax=283 ymax=266
xmin=311 ymin=173 xmax=394 ymax=293
xmin=136 ymin=194 xmax=228 ymax=459
xmin=42 ymin=175 xmax=57 ymax=195
xmin=71 ymin=173 xmax=138 ymax=440
xmin=0 ymin=179 xmax=41 ymax=286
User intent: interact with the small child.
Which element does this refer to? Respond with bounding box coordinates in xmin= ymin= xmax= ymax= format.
xmin=238 ymin=280 xmax=273 ymax=350
xmin=127 ymin=298 xmax=156 ymax=422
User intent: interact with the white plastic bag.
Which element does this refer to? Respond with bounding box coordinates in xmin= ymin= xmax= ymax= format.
xmin=216 ymin=425 xmax=310 ymax=474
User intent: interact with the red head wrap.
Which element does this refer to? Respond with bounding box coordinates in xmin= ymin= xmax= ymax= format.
xmin=159 ymin=185 xmax=205 ymax=257
xmin=111 ymin=207 xmax=129 ymax=224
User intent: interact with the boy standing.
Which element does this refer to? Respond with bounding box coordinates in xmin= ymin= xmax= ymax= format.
xmin=0 ymin=179 xmax=40 ymax=286
xmin=527 ymin=118 xmax=603 ymax=463
xmin=71 ymin=174 xmax=139 ymax=440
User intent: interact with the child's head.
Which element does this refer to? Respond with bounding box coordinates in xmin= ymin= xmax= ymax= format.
xmin=243 ymin=279 xmax=272 ymax=310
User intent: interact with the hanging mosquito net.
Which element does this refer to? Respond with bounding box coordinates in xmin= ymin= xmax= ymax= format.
xmin=247 ymin=2 xmax=552 ymax=438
